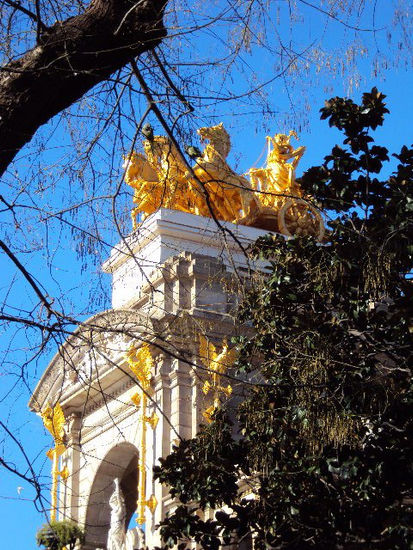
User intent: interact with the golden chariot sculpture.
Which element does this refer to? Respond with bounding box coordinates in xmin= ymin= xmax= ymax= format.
xmin=123 ymin=123 xmax=325 ymax=241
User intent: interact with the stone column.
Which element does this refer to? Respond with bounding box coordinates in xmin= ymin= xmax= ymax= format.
xmin=169 ymin=360 xmax=193 ymax=441
xmin=147 ymin=356 xmax=171 ymax=547
xmin=61 ymin=412 xmax=81 ymax=522
xmin=191 ymin=369 xmax=203 ymax=437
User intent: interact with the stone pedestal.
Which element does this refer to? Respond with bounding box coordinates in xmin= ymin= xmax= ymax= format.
xmin=102 ymin=208 xmax=266 ymax=310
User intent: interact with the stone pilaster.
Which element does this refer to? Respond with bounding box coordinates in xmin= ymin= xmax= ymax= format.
xmin=59 ymin=412 xmax=81 ymax=521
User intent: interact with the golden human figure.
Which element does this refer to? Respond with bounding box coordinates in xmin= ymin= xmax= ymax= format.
xmin=123 ymin=122 xmax=256 ymax=226
xmin=265 ymin=131 xmax=305 ymax=194
xmin=123 ymin=136 xmax=195 ymax=227
xmin=193 ymin=123 xmax=255 ymax=222
xmin=248 ymin=130 xmax=305 ymax=207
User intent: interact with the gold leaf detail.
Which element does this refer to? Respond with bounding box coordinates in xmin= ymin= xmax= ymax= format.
xmin=59 ymin=467 xmax=70 ymax=481
xmin=41 ymin=402 xmax=66 ymax=444
xmin=146 ymin=494 xmax=157 ymax=514
xmin=125 ymin=343 xmax=154 ymax=391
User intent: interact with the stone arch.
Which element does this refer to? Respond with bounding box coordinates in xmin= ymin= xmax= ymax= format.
xmin=84 ymin=442 xmax=139 ymax=549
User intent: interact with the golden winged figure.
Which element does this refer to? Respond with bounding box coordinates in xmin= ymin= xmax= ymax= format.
xmin=41 ymin=402 xmax=68 ymax=521
xmin=199 ymin=335 xmax=237 ymax=422
xmin=199 ymin=335 xmax=238 ymax=374
xmin=125 ymin=342 xmax=154 ymax=391
xmin=41 ymin=402 xmax=66 ymax=445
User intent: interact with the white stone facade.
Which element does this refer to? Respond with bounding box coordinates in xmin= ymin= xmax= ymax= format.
xmin=29 ymin=209 xmax=269 ymax=549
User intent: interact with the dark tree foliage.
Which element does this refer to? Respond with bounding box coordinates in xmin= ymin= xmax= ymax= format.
xmin=153 ymin=89 xmax=413 ymax=550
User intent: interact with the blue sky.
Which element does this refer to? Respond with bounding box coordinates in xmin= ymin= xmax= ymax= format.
xmin=1 ymin=1 xmax=412 ymax=548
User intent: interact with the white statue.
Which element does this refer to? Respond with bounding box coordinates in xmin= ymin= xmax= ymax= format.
xmin=107 ymin=478 xmax=126 ymax=550
xmin=125 ymin=527 xmax=144 ymax=550
xmin=107 ymin=478 xmax=144 ymax=550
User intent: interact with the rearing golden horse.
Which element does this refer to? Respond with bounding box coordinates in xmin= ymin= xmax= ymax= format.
xmin=124 ymin=136 xmax=197 ymax=227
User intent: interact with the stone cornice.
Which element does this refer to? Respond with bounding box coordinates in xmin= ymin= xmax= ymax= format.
xmin=102 ymin=208 xmax=267 ymax=275
xmin=28 ymin=309 xmax=155 ymax=413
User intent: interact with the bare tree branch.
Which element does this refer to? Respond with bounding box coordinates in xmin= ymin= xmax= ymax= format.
xmin=1 ymin=0 xmax=48 ymax=32
xmin=0 ymin=0 xmax=167 ymax=176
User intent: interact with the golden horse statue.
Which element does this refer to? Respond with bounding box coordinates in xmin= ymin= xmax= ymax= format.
xmin=124 ymin=136 xmax=199 ymax=227
xmin=124 ymin=123 xmax=255 ymax=225
xmin=193 ymin=122 xmax=257 ymax=222
xmin=123 ymin=125 xmax=324 ymax=240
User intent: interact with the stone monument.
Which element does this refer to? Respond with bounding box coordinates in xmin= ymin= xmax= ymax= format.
xmin=29 ymin=125 xmax=324 ymax=548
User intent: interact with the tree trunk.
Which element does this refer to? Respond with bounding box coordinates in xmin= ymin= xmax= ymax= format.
xmin=0 ymin=0 xmax=167 ymax=177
